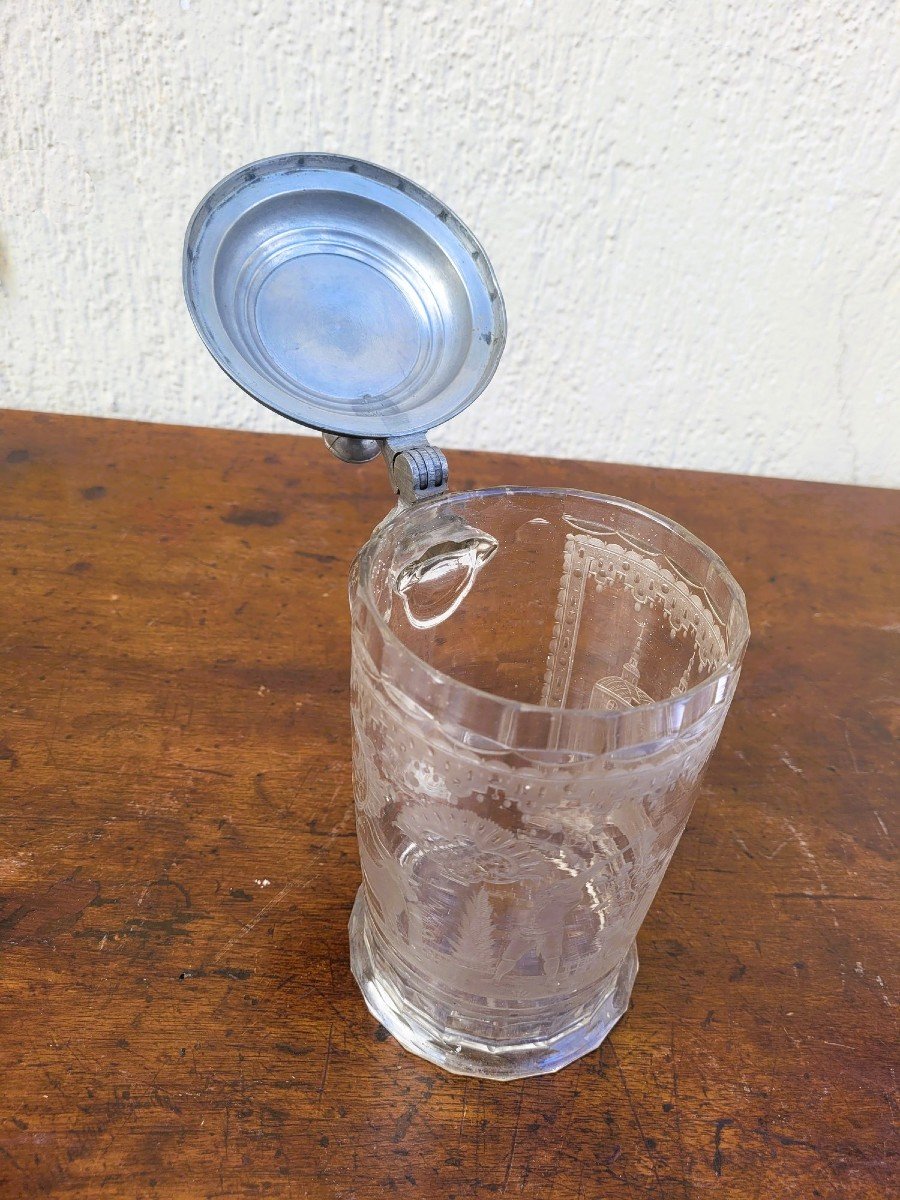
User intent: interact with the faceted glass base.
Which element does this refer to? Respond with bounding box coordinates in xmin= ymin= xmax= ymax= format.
xmin=349 ymin=889 xmax=639 ymax=1080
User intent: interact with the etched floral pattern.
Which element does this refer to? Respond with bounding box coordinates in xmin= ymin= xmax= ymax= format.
xmin=396 ymin=803 xmax=547 ymax=887
xmin=350 ymin=641 xmax=730 ymax=1003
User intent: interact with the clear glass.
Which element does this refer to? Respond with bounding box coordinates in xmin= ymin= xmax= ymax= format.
xmin=348 ymin=488 xmax=749 ymax=1079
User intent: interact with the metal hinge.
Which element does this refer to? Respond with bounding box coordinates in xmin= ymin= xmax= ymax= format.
xmin=323 ymin=433 xmax=449 ymax=504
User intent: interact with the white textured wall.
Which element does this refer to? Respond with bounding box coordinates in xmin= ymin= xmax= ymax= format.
xmin=1 ymin=1 xmax=897 ymax=486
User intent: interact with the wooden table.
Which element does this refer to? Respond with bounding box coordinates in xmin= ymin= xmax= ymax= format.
xmin=1 ymin=409 xmax=896 ymax=1199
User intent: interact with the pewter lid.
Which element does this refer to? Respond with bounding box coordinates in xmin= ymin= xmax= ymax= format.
xmin=183 ymin=153 xmax=506 ymax=442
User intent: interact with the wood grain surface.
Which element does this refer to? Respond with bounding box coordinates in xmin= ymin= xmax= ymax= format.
xmin=1 ymin=410 xmax=896 ymax=1199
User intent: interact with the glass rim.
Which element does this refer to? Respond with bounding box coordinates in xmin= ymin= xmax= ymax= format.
xmin=352 ymin=486 xmax=750 ymax=729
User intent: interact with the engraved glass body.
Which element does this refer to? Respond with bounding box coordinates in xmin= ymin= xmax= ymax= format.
xmin=348 ymin=489 xmax=749 ymax=1079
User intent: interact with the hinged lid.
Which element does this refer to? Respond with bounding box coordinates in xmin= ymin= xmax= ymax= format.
xmin=184 ymin=154 xmax=506 ymax=500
